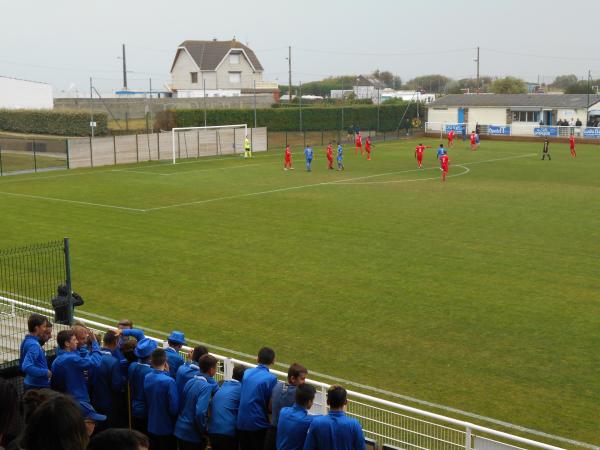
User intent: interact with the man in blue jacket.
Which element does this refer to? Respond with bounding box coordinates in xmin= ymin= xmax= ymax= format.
xmin=165 ymin=331 xmax=186 ymax=378
xmin=175 ymin=345 xmax=209 ymax=397
xmin=208 ymin=364 xmax=246 ymax=450
xmin=303 ymin=386 xmax=365 ymax=450
xmin=89 ymin=329 xmax=124 ymax=430
xmin=277 ymin=384 xmax=317 ymax=450
xmin=175 ymin=354 xmax=219 ymax=450
xmin=20 ymin=313 xmax=52 ymax=391
xmin=128 ymin=337 xmax=157 ymax=434
xmin=51 ymin=328 xmax=102 ymax=403
xmin=237 ymin=347 xmax=278 ymax=450
xmin=145 ymin=348 xmax=179 ymax=450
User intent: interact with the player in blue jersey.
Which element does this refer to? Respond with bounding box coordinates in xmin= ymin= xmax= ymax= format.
xmin=304 ymin=145 xmax=314 ymax=172
xmin=336 ymin=143 xmax=344 ymax=171
xmin=436 ymin=144 xmax=445 ymax=170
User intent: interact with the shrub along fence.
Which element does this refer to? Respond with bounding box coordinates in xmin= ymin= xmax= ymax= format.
xmin=171 ymin=103 xmax=421 ymax=132
xmin=0 ymin=109 xmax=108 ymax=136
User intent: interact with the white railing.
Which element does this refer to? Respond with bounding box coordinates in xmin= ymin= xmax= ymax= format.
xmin=0 ymin=295 xmax=571 ymax=450
xmin=425 ymin=122 xmax=600 ymax=139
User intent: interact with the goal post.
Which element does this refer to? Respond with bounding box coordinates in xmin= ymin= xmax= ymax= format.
xmin=171 ymin=124 xmax=248 ymax=164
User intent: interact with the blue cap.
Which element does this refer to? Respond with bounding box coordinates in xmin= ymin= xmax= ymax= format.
xmin=167 ymin=331 xmax=185 ymax=345
xmin=134 ymin=338 xmax=157 ymax=359
xmin=79 ymin=401 xmax=107 ymax=422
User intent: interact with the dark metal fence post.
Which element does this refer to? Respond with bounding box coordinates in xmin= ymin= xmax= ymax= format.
xmin=64 ymin=237 xmax=73 ymax=326
xmin=135 ymin=134 xmax=139 ymax=162
xmin=266 ymin=130 xmax=269 ymax=151
xmin=113 ymin=136 xmax=117 ymax=165
xmin=251 ymin=127 xmax=254 ymax=152
xmin=89 ymin=137 xmax=94 ymax=168
xmin=321 ymin=129 xmax=324 ymax=146
xmin=233 ymin=128 xmax=236 ymax=154
xmin=65 ymin=139 xmax=70 ymax=169
xmin=0 ymin=145 xmax=3 ymax=176
xmin=303 ymin=131 xmax=306 ymax=149
xmin=32 ymin=140 xmax=38 ymax=173
xmin=157 ymin=133 xmax=160 ymax=160
xmin=197 ymin=130 xmax=200 ymax=158
xmin=285 ymin=131 xmax=288 ymax=147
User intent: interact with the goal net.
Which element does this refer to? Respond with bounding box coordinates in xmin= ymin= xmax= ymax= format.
xmin=170 ymin=124 xmax=248 ymax=164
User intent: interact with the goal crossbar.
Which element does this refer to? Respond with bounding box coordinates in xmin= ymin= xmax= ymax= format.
xmin=171 ymin=124 xmax=248 ymax=164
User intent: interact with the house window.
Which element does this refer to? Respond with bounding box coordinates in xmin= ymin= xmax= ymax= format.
xmin=512 ymin=111 xmax=539 ymax=122
xmin=229 ymin=71 xmax=241 ymax=84
xmin=229 ymin=53 xmax=240 ymax=64
xmin=190 ymin=72 xmax=198 ymax=84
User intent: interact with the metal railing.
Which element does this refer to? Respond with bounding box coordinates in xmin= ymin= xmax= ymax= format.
xmin=425 ymin=122 xmax=600 ymax=139
xmin=0 ymin=294 xmax=572 ymax=450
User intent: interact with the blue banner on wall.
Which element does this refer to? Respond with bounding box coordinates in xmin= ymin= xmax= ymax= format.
xmin=533 ymin=127 xmax=558 ymax=137
xmin=444 ymin=124 xmax=465 ymax=133
xmin=583 ymin=127 xmax=600 ymax=138
xmin=488 ymin=125 xmax=511 ymax=135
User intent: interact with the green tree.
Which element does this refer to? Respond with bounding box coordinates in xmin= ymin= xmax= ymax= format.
xmin=405 ymin=75 xmax=451 ymax=93
xmin=550 ymin=74 xmax=578 ymax=90
xmin=563 ymin=79 xmax=600 ymax=94
xmin=490 ymin=77 xmax=527 ymax=94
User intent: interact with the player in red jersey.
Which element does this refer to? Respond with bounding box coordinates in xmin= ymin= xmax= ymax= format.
xmin=440 ymin=150 xmax=449 ymax=181
xmin=414 ymin=143 xmax=431 ymax=168
xmin=365 ymin=136 xmax=373 ymax=160
xmin=447 ymin=129 xmax=455 ymax=147
xmin=470 ymin=131 xmax=477 ymax=150
xmin=569 ymin=134 xmax=576 ymax=157
xmin=326 ymin=142 xmax=334 ymax=169
xmin=284 ymin=144 xmax=293 ymax=170
xmin=355 ymin=132 xmax=363 ymax=155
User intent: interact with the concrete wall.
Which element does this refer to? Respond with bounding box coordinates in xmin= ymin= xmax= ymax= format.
xmin=54 ymin=95 xmax=276 ymax=120
xmin=0 ymin=76 xmax=53 ymax=109
xmin=427 ymin=107 xmax=458 ymax=124
xmin=468 ymin=108 xmax=507 ymax=126
xmin=67 ymin=127 xmax=267 ymax=169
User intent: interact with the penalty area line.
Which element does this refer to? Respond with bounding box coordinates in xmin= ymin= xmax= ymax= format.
xmin=0 ymin=191 xmax=146 ymax=212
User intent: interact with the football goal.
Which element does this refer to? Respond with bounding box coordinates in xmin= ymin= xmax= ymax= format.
xmin=170 ymin=124 xmax=248 ymax=164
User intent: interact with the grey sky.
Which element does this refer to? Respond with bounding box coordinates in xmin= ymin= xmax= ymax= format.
xmin=2 ymin=0 xmax=599 ymax=95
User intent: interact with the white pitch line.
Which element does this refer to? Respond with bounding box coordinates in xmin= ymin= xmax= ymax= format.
xmin=336 ymin=165 xmax=470 ymax=185
xmin=0 ymin=191 xmax=146 ymax=212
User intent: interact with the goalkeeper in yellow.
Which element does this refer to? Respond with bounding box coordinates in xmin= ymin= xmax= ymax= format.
xmin=244 ymin=136 xmax=252 ymax=158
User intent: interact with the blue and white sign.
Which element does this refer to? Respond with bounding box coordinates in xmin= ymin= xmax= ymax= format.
xmin=583 ymin=127 xmax=600 ymax=138
xmin=533 ymin=127 xmax=558 ymax=137
xmin=488 ymin=125 xmax=511 ymax=136
xmin=444 ymin=124 xmax=464 ymax=133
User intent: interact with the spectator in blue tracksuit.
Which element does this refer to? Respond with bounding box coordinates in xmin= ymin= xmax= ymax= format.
xmin=304 ymin=146 xmax=314 ymax=172
xmin=175 ymin=354 xmax=219 ymax=450
xmin=165 ymin=330 xmax=186 ymax=379
xmin=303 ymin=386 xmax=365 ymax=450
xmin=237 ymin=347 xmax=278 ymax=450
xmin=51 ymin=328 xmax=102 ymax=403
xmin=89 ymin=329 xmax=124 ymax=431
xmin=128 ymin=337 xmax=157 ymax=435
xmin=208 ymin=364 xmax=247 ymax=450
xmin=264 ymin=363 xmax=309 ymax=450
xmin=113 ymin=319 xmax=146 ymax=358
xmin=144 ymin=348 xmax=180 ymax=450
xmin=19 ymin=313 xmax=52 ymax=391
xmin=277 ymin=384 xmax=317 ymax=450
xmin=176 ymin=345 xmax=210 ymax=397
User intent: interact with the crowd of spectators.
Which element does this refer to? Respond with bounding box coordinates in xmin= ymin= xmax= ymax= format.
xmin=0 ymin=313 xmax=367 ymax=450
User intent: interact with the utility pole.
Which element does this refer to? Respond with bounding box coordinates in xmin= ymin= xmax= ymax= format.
xmin=587 ymin=70 xmax=591 ymax=125
xmin=341 ymin=78 xmax=345 ymax=133
xmin=89 ymin=77 xmax=94 ymax=139
xmin=204 ymin=78 xmax=207 ymax=127
xmin=475 ymin=46 xmax=480 ymax=93
xmin=122 ymin=44 xmax=128 ymax=91
xmin=299 ymin=81 xmax=302 ymax=131
xmin=288 ymin=46 xmax=292 ymax=103
xmin=253 ymin=79 xmax=257 ymax=129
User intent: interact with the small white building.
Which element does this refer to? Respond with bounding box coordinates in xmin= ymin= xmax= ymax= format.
xmin=380 ymin=89 xmax=436 ymax=103
xmin=427 ymin=94 xmax=600 ymax=128
xmin=0 ymin=75 xmax=53 ymax=109
xmin=169 ymin=39 xmax=273 ymax=97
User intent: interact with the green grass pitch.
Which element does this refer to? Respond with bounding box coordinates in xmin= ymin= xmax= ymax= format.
xmin=0 ymin=137 xmax=599 ymax=443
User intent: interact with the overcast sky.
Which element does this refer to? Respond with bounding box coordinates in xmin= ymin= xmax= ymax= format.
xmin=2 ymin=0 xmax=599 ymax=95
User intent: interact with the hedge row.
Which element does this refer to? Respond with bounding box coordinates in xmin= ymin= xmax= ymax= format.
xmin=173 ymin=104 xmax=421 ymax=132
xmin=0 ymin=109 xmax=108 ymax=136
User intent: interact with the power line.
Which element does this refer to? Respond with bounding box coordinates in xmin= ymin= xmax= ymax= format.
xmin=483 ymin=48 xmax=600 ymax=62
xmin=295 ymin=47 xmax=473 ymax=57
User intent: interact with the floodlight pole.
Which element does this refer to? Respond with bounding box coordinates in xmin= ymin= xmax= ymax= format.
xmin=341 ymin=79 xmax=345 ymax=132
xmin=587 ymin=70 xmax=591 ymax=125
xmin=89 ymin=77 xmax=94 ymax=139
xmin=253 ymin=79 xmax=257 ymax=129
xmin=475 ymin=46 xmax=480 ymax=93
xmin=288 ymin=46 xmax=292 ymax=103
xmin=203 ymin=78 xmax=207 ymax=127
xmin=299 ymin=81 xmax=303 ymax=131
